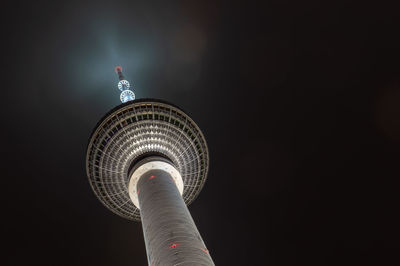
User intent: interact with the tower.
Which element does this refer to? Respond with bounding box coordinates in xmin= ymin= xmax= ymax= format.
xmin=86 ymin=67 xmax=214 ymax=265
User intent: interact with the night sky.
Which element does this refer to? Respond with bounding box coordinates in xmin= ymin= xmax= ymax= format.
xmin=2 ymin=1 xmax=400 ymax=265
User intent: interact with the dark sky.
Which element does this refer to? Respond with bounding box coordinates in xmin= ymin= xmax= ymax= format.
xmin=2 ymin=1 xmax=400 ymax=265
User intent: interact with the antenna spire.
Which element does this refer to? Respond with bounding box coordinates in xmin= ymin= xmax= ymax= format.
xmin=115 ymin=66 xmax=125 ymax=80
xmin=115 ymin=66 xmax=135 ymax=103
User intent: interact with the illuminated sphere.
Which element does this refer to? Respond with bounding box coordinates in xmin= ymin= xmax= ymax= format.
xmin=86 ymin=99 xmax=209 ymax=221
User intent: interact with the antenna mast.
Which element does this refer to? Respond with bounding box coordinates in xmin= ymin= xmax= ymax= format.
xmin=115 ymin=66 xmax=135 ymax=103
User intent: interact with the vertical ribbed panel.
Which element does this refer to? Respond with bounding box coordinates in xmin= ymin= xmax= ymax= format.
xmin=138 ymin=169 xmax=214 ymax=266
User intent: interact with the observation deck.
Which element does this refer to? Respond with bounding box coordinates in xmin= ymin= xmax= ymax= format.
xmin=86 ymin=99 xmax=209 ymax=221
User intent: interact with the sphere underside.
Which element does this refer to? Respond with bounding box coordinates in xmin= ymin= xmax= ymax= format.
xmin=86 ymin=99 xmax=209 ymax=221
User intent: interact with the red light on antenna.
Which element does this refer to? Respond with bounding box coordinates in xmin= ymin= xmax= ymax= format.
xmin=201 ymin=248 xmax=209 ymax=254
xmin=169 ymin=243 xmax=180 ymax=249
xmin=115 ymin=66 xmax=122 ymax=73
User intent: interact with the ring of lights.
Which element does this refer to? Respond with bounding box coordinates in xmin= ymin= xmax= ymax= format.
xmin=86 ymin=99 xmax=209 ymax=221
xmin=120 ymin=90 xmax=135 ymax=102
xmin=128 ymin=160 xmax=184 ymax=209
xmin=118 ymin=80 xmax=130 ymax=90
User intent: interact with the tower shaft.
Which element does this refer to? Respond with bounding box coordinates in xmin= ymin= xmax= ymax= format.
xmin=137 ymin=168 xmax=214 ymax=266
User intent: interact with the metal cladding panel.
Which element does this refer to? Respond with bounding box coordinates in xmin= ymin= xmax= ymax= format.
xmin=138 ymin=169 xmax=214 ymax=266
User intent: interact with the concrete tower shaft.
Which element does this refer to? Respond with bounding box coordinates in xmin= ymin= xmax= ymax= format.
xmin=136 ymin=161 xmax=213 ymax=265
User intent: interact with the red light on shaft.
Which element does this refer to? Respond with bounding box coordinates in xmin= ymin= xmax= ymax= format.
xmin=201 ymin=248 xmax=209 ymax=254
xmin=169 ymin=243 xmax=180 ymax=249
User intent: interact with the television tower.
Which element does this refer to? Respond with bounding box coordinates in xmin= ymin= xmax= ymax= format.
xmin=86 ymin=66 xmax=214 ymax=265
